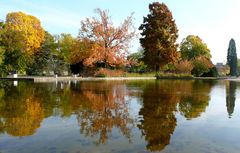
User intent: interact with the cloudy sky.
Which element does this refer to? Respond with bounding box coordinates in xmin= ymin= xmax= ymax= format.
xmin=1 ymin=0 xmax=240 ymax=64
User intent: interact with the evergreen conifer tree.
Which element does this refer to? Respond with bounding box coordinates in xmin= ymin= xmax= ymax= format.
xmin=227 ymin=39 xmax=238 ymax=76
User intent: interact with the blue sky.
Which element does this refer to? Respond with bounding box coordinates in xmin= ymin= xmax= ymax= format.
xmin=1 ymin=0 xmax=240 ymax=64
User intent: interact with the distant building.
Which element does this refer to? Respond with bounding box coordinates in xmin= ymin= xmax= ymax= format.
xmin=216 ymin=63 xmax=224 ymax=68
xmin=215 ymin=63 xmax=229 ymax=76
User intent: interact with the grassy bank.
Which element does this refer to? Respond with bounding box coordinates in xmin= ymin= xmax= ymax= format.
xmin=124 ymin=72 xmax=156 ymax=77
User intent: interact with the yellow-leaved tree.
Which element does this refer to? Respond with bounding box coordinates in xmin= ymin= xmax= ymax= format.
xmin=2 ymin=12 xmax=45 ymax=55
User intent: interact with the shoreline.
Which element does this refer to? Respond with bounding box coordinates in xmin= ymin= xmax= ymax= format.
xmin=0 ymin=76 xmax=238 ymax=83
xmin=0 ymin=76 xmax=157 ymax=83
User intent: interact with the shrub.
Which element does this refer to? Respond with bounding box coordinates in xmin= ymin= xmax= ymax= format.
xmin=175 ymin=60 xmax=193 ymax=74
xmin=127 ymin=61 xmax=148 ymax=73
xmin=162 ymin=63 xmax=176 ymax=72
xmin=191 ymin=56 xmax=213 ymax=77
xmin=201 ymin=66 xmax=218 ymax=77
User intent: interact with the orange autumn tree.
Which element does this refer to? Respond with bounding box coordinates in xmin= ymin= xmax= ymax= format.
xmin=2 ymin=12 xmax=45 ymax=55
xmin=78 ymin=8 xmax=136 ymax=68
xmin=139 ymin=2 xmax=179 ymax=71
xmin=69 ymin=38 xmax=96 ymax=65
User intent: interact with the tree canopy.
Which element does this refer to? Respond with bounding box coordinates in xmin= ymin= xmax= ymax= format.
xmin=2 ymin=12 xmax=45 ymax=55
xmin=180 ymin=35 xmax=211 ymax=60
xmin=227 ymin=38 xmax=238 ymax=76
xmin=79 ymin=8 xmax=136 ymax=67
xmin=179 ymin=35 xmax=213 ymax=77
xmin=26 ymin=31 xmax=56 ymax=75
xmin=139 ymin=2 xmax=179 ymax=71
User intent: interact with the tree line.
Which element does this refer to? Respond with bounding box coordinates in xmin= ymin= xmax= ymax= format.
xmin=0 ymin=2 xmax=237 ymax=77
xmin=0 ymin=9 xmax=136 ymax=76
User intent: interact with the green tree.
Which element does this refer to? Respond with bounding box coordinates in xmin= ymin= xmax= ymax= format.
xmin=52 ymin=33 xmax=75 ymax=74
xmin=0 ymin=21 xmax=5 ymax=76
xmin=27 ymin=32 xmax=74 ymax=75
xmin=127 ymin=49 xmax=147 ymax=73
xmin=56 ymin=33 xmax=75 ymax=63
xmin=128 ymin=50 xmax=144 ymax=62
xmin=227 ymin=39 xmax=238 ymax=76
xmin=27 ymin=32 xmax=56 ymax=75
xmin=180 ymin=35 xmax=211 ymax=60
xmin=139 ymin=2 xmax=179 ymax=71
xmin=3 ymin=50 xmax=32 ymax=74
xmin=180 ymin=35 xmax=214 ymax=77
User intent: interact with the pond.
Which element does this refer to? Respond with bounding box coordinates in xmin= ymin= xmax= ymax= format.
xmin=0 ymin=80 xmax=239 ymax=153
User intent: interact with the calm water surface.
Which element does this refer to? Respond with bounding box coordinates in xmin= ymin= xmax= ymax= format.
xmin=0 ymin=80 xmax=239 ymax=153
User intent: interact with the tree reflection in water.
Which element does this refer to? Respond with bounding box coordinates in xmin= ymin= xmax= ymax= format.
xmin=0 ymin=80 xmax=216 ymax=152
xmin=0 ymin=81 xmax=134 ymax=144
xmin=138 ymin=80 xmax=214 ymax=152
xmin=226 ymin=81 xmax=237 ymax=118
xmin=72 ymin=82 xmax=134 ymax=144
xmin=178 ymin=81 xmax=214 ymax=119
xmin=0 ymin=82 xmax=44 ymax=136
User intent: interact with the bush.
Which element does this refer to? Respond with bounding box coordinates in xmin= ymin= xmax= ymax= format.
xmin=175 ymin=60 xmax=193 ymax=74
xmin=201 ymin=66 xmax=218 ymax=77
xmin=127 ymin=61 xmax=148 ymax=73
xmin=161 ymin=63 xmax=176 ymax=73
xmin=191 ymin=56 xmax=213 ymax=77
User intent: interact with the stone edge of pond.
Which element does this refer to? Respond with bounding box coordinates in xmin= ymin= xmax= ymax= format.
xmin=0 ymin=76 xmax=232 ymax=83
xmin=156 ymin=76 xmax=228 ymax=80
xmin=0 ymin=76 xmax=157 ymax=83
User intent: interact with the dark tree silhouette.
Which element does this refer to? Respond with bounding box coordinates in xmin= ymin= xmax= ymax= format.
xmin=226 ymin=81 xmax=237 ymax=118
xmin=227 ymin=39 xmax=238 ymax=76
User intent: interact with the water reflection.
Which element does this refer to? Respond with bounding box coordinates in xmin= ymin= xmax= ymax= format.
xmin=138 ymin=80 xmax=214 ymax=152
xmin=0 ymin=80 xmax=231 ymax=153
xmin=179 ymin=81 xmax=214 ymax=119
xmin=226 ymin=81 xmax=237 ymax=118
xmin=138 ymin=81 xmax=178 ymax=151
xmin=0 ymin=81 xmax=134 ymax=144
xmin=73 ymin=82 xmax=133 ymax=144
xmin=51 ymin=82 xmax=134 ymax=144
xmin=0 ymin=82 xmax=44 ymax=136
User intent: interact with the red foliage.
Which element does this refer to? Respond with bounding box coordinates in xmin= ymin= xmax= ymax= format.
xmin=79 ymin=9 xmax=136 ymax=67
xmin=175 ymin=60 xmax=193 ymax=74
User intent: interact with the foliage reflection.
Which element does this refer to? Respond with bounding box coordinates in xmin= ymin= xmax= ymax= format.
xmin=0 ymin=81 xmax=133 ymax=144
xmin=226 ymin=81 xmax=237 ymax=118
xmin=0 ymin=80 xmax=218 ymax=151
xmin=138 ymin=80 xmax=214 ymax=152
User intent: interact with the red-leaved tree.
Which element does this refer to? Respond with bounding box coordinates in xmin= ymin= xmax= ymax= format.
xmin=79 ymin=8 xmax=136 ymax=68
